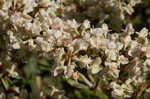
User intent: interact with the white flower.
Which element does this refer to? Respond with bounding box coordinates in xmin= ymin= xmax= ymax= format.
xmin=105 ymin=62 xmax=120 ymax=78
xmin=137 ymin=28 xmax=148 ymax=38
xmin=89 ymin=37 xmax=97 ymax=48
xmin=110 ymin=79 xmax=134 ymax=98
xmin=82 ymin=31 xmax=91 ymax=40
xmin=90 ymin=37 xmax=109 ymax=49
xmin=146 ymin=50 xmax=150 ymax=58
xmin=35 ymin=37 xmax=53 ymax=52
xmin=110 ymin=82 xmax=124 ymax=98
xmin=109 ymin=33 xmax=119 ymax=41
xmin=52 ymin=17 xmax=63 ymax=29
xmin=124 ymin=4 xmax=134 ymax=15
xmin=90 ymin=28 xmax=104 ymax=38
xmin=124 ymin=24 xmax=134 ymax=35
xmin=54 ymin=60 xmax=66 ymax=76
xmin=141 ymin=46 xmax=150 ymax=58
xmin=38 ymin=0 xmax=51 ymax=7
xmin=32 ymin=21 xmax=42 ymax=35
xmin=28 ymin=39 xmax=36 ymax=49
xmin=102 ymin=23 xmax=109 ymax=37
xmin=10 ymin=12 xmax=23 ymax=27
xmin=128 ymin=41 xmax=140 ymax=56
xmin=105 ymin=49 xmax=117 ymax=61
xmin=108 ymin=41 xmax=117 ymax=49
xmin=55 ymin=48 xmax=65 ymax=63
xmin=128 ymin=46 xmax=141 ymax=57
xmin=81 ymin=20 xmax=90 ymax=29
xmin=72 ymin=39 xmax=89 ymax=51
xmin=121 ymin=83 xmax=134 ymax=98
xmin=23 ymin=0 xmax=38 ymax=14
xmin=0 ymin=10 xmax=9 ymax=19
xmin=48 ymin=30 xmax=62 ymax=39
xmin=144 ymin=59 xmax=150 ymax=66
xmin=116 ymin=42 xmax=123 ymax=50
xmin=74 ymin=55 xmax=92 ymax=67
xmin=6 ymin=64 xmax=19 ymax=78
xmin=12 ymin=42 xmax=20 ymax=49
xmin=65 ymin=64 xmax=75 ymax=78
xmin=66 ymin=19 xmax=80 ymax=29
xmin=132 ymin=76 xmax=144 ymax=86
xmin=89 ymin=57 xmax=102 ymax=74
xmin=90 ymin=65 xmax=102 ymax=74
xmin=23 ymin=22 xmax=32 ymax=31
xmin=8 ymin=31 xmax=18 ymax=43
xmin=118 ymin=55 xmax=129 ymax=64
xmin=122 ymin=35 xmax=132 ymax=48
xmin=1 ymin=0 xmax=12 ymax=10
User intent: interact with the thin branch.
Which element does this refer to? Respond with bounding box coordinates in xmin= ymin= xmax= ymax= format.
xmin=92 ymin=68 xmax=108 ymax=90
xmin=66 ymin=79 xmax=88 ymax=89
xmin=87 ymin=73 xmax=94 ymax=83
xmin=79 ymin=73 xmax=93 ymax=88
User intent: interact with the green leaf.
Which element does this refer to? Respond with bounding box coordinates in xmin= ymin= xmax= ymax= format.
xmin=38 ymin=58 xmax=50 ymax=66
xmin=24 ymin=56 xmax=40 ymax=79
xmin=94 ymin=89 xmax=108 ymax=99
xmin=74 ymin=90 xmax=82 ymax=98
xmin=1 ymin=77 xmax=10 ymax=91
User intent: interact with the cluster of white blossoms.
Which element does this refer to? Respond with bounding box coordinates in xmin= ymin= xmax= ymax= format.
xmin=1 ymin=0 xmax=149 ymax=98
xmin=109 ymin=0 xmax=141 ymax=19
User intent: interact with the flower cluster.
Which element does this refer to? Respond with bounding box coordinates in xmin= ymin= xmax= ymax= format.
xmin=0 ymin=0 xmax=149 ymax=99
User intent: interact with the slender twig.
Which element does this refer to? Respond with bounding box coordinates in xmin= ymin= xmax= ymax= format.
xmin=92 ymin=68 xmax=108 ymax=90
xmin=87 ymin=73 xmax=94 ymax=83
xmin=79 ymin=73 xmax=93 ymax=88
xmin=66 ymin=79 xmax=88 ymax=89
